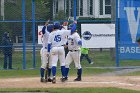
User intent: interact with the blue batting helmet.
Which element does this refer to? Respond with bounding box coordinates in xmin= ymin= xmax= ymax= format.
xmin=47 ymin=24 xmax=54 ymax=32
xmin=71 ymin=24 xmax=77 ymax=33
xmin=53 ymin=21 xmax=60 ymax=29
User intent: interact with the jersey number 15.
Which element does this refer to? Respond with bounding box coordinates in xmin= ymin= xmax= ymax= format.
xmin=54 ymin=35 xmax=61 ymax=42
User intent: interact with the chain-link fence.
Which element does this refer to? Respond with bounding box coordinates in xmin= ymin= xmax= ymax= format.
xmin=0 ymin=0 xmax=139 ymax=70
xmin=0 ymin=0 xmax=115 ymax=69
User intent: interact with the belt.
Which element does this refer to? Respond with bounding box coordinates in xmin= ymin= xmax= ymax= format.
xmin=45 ymin=47 xmax=47 ymax=49
xmin=69 ymin=50 xmax=79 ymax=52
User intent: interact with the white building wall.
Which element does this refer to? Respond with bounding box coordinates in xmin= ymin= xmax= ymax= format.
xmin=94 ymin=0 xmax=100 ymax=18
xmin=53 ymin=0 xmax=111 ymax=18
xmin=58 ymin=0 xmax=64 ymax=11
xmin=83 ymin=0 xmax=88 ymax=17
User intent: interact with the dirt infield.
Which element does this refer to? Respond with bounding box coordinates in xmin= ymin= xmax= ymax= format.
xmin=0 ymin=76 xmax=140 ymax=91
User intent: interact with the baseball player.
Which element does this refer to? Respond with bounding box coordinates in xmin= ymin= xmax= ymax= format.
xmin=47 ymin=22 xmax=71 ymax=83
xmin=65 ymin=23 xmax=82 ymax=81
xmin=59 ymin=22 xmax=69 ymax=57
xmin=40 ymin=23 xmax=53 ymax=82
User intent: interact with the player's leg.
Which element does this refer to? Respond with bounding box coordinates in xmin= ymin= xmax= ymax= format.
xmin=40 ymin=48 xmax=48 ymax=82
xmin=50 ymin=47 xmax=58 ymax=83
xmin=85 ymin=54 xmax=92 ymax=64
xmin=8 ymin=53 xmax=12 ymax=69
xmin=80 ymin=54 xmax=84 ymax=62
xmin=65 ymin=51 xmax=73 ymax=80
xmin=3 ymin=53 xmax=8 ymax=69
xmin=47 ymin=56 xmax=52 ymax=82
xmin=73 ymin=51 xmax=82 ymax=81
xmin=58 ymin=47 xmax=66 ymax=81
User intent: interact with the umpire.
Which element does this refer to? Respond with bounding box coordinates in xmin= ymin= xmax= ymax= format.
xmin=2 ymin=32 xmax=13 ymax=69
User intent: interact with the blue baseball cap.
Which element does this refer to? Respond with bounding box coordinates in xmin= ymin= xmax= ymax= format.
xmin=47 ymin=24 xmax=54 ymax=32
xmin=53 ymin=21 xmax=60 ymax=29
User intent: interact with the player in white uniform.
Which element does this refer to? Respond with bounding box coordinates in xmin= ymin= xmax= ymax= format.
xmin=47 ymin=22 xmax=70 ymax=83
xmin=40 ymin=23 xmax=53 ymax=82
xmin=65 ymin=23 xmax=82 ymax=81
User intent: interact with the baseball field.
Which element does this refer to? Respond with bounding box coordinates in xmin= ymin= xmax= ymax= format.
xmin=0 ymin=51 xmax=140 ymax=93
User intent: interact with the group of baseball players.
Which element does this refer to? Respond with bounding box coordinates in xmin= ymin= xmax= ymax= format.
xmin=40 ymin=20 xmax=82 ymax=84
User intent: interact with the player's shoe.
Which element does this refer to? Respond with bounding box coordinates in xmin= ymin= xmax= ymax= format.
xmin=90 ymin=62 xmax=94 ymax=64
xmin=60 ymin=77 xmax=66 ymax=82
xmin=74 ymin=77 xmax=81 ymax=81
xmin=52 ymin=77 xmax=56 ymax=84
xmin=48 ymin=78 xmax=52 ymax=82
xmin=65 ymin=77 xmax=68 ymax=81
xmin=40 ymin=77 xmax=45 ymax=82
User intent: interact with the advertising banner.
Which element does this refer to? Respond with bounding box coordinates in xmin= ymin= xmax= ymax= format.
xmin=81 ymin=24 xmax=115 ymax=48
xmin=120 ymin=0 xmax=140 ymax=59
xmin=38 ymin=25 xmax=44 ymax=44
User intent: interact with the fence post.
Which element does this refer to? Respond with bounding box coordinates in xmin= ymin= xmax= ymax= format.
xmin=115 ymin=0 xmax=119 ymax=67
xmin=22 ymin=0 xmax=26 ymax=69
xmin=32 ymin=0 xmax=36 ymax=68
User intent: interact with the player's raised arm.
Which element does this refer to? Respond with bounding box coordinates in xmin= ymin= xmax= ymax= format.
xmin=42 ymin=20 xmax=50 ymax=34
xmin=71 ymin=24 xmax=82 ymax=46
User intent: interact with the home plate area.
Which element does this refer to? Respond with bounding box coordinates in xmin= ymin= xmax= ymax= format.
xmin=0 ymin=76 xmax=140 ymax=91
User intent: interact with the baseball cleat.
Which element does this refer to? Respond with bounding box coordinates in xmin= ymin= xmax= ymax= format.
xmin=52 ymin=77 xmax=56 ymax=84
xmin=90 ymin=62 xmax=94 ymax=64
xmin=60 ymin=77 xmax=66 ymax=82
xmin=74 ymin=77 xmax=81 ymax=81
xmin=40 ymin=78 xmax=45 ymax=82
xmin=65 ymin=77 xmax=68 ymax=81
xmin=48 ymin=78 xmax=52 ymax=82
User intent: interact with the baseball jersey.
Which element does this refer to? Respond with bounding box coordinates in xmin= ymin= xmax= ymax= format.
xmin=48 ymin=29 xmax=70 ymax=47
xmin=42 ymin=27 xmax=50 ymax=49
xmin=67 ymin=32 xmax=81 ymax=50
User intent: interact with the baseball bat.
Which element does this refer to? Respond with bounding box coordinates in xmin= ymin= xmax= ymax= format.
xmin=45 ymin=58 xmax=49 ymax=82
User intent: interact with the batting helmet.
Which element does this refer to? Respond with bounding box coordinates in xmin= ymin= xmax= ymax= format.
xmin=53 ymin=21 xmax=60 ymax=29
xmin=47 ymin=24 xmax=54 ymax=32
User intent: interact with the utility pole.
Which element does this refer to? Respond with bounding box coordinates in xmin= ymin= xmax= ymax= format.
xmin=1 ymin=0 xmax=4 ymax=20
xmin=110 ymin=0 xmax=116 ymax=61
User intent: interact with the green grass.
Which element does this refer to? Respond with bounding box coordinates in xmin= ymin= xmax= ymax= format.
xmin=0 ymin=88 xmax=139 ymax=93
xmin=0 ymin=68 xmax=114 ymax=78
xmin=1 ymin=50 xmax=140 ymax=69
xmin=126 ymin=71 xmax=140 ymax=76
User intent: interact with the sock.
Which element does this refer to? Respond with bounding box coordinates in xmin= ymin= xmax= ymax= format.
xmin=65 ymin=68 xmax=69 ymax=78
xmin=61 ymin=66 xmax=66 ymax=77
xmin=77 ymin=68 xmax=82 ymax=78
xmin=40 ymin=68 xmax=45 ymax=78
xmin=52 ymin=66 xmax=56 ymax=77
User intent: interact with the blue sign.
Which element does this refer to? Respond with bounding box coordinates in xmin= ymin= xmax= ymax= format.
xmin=82 ymin=31 xmax=92 ymax=40
xmin=120 ymin=0 xmax=140 ymax=59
